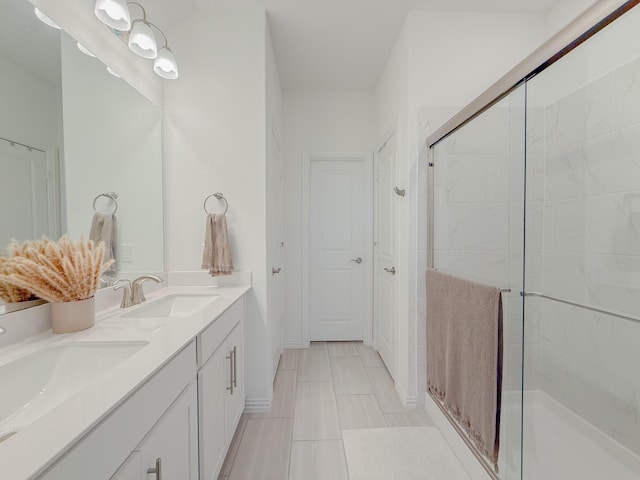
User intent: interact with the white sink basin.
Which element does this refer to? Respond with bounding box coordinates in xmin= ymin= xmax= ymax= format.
xmin=0 ymin=342 xmax=147 ymax=437
xmin=121 ymin=294 xmax=219 ymax=318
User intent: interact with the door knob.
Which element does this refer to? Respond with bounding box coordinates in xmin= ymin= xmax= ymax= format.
xmin=350 ymin=257 xmax=363 ymax=264
xmin=272 ymin=267 xmax=282 ymax=275
xmin=384 ymin=266 xmax=396 ymax=275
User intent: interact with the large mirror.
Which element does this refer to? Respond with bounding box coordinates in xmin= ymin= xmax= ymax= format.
xmin=0 ymin=0 xmax=164 ymax=314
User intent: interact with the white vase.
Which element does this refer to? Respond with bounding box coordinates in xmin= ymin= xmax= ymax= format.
xmin=50 ymin=296 xmax=95 ymax=334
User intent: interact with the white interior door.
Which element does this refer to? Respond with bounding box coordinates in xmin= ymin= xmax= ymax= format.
xmin=374 ymin=133 xmax=397 ymax=376
xmin=0 ymin=141 xmax=50 ymax=247
xmin=268 ymin=128 xmax=284 ymax=378
xmin=309 ymin=156 xmax=369 ymax=341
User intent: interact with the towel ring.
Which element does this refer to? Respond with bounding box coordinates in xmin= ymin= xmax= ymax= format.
xmin=93 ymin=192 xmax=118 ymax=214
xmin=203 ymin=192 xmax=229 ymax=215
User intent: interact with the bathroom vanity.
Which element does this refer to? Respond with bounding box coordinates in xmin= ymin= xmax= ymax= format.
xmin=0 ymin=284 xmax=249 ymax=480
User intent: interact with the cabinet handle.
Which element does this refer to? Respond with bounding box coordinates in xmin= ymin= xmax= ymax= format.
xmin=147 ymin=457 xmax=161 ymax=480
xmin=226 ymin=351 xmax=234 ymax=394
xmin=232 ymin=346 xmax=237 ymax=389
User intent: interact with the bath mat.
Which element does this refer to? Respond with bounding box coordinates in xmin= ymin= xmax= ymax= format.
xmin=342 ymin=427 xmax=470 ymax=480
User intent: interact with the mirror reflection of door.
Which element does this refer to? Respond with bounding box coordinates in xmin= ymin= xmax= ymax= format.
xmin=0 ymin=140 xmax=61 ymax=253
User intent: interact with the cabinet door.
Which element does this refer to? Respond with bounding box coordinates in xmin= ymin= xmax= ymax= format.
xmin=224 ymin=321 xmax=245 ymax=445
xmin=138 ymin=381 xmax=198 ymax=480
xmin=199 ymin=345 xmax=228 ymax=480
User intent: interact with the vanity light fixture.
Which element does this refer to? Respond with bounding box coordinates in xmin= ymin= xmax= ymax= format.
xmin=93 ymin=1 xmax=178 ymax=80
xmin=94 ymin=0 xmax=131 ymax=32
xmin=34 ymin=7 xmax=61 ymax=30
xmin=77 ymin=42 xmax=96 ymax=57
xmin=127 ymin=3 xmax=157 ymax=59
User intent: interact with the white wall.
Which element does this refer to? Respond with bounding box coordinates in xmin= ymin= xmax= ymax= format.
xmin=163 ymin=8 xmax=272 ymax=408
xmin=282 ymin=92 xmax=375 ymax=346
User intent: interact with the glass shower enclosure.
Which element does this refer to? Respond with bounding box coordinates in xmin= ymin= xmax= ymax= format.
xmin=427 ymin=2 xmax=640 ymax=478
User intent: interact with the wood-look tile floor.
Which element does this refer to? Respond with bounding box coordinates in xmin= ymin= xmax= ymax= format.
xmin=219 ymin=342 xmax=434 ymax=480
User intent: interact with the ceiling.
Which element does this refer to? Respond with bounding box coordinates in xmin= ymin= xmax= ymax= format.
xmin=2 ymin=0 xmax=573 ymax=91
xmin=148 ymin=0 xmax=569 ymax=91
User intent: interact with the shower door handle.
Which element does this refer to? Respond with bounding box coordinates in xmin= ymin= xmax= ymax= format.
xmin=384 ymin=266 xmax=396 ymax=275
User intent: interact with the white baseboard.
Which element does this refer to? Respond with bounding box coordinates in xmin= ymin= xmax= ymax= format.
xmin=284 ymin=340 xmax=307 ymax=349
xmin=403 ymin=395 xmax=418 ymax=408
xmin=395 ymin=382 xmax=417 ymax=409
xmin=244 ymin=397 xmax=272 ymax=413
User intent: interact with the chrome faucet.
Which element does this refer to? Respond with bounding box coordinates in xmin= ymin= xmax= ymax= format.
xmin=131 ymin=275 xmax=163 ymax=305
xmin=113 ymin=279 xmax=133 ymax=308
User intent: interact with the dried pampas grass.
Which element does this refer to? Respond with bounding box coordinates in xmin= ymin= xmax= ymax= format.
xmin=0 ymin=236 xmax=114 ymax=303
xmin=0 ymin=256 xmax=34 ymax=303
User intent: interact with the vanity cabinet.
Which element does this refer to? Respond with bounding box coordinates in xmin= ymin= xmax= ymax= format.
xmin=197 ymin=298 xmax=245 ymax=480
xmin=36 ymin=293 xmax=247 ymax=480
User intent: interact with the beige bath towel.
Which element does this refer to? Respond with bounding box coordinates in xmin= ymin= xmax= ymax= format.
xmin=201 ymin=213 xmax=234 ymax=276
xmin=426 ymin=268 xmax=503 ymax=470
xmin=89 ymin=213 xmax=117 ymax=274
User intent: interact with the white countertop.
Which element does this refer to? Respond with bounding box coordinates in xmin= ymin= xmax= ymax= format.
xmin=0 ymin=283 xmax=251 ymax=480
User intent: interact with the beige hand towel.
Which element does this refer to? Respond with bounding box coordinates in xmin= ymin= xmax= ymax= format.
xmin=201 ymin=213 xmax=234 ymax=276
xmin=89 ymin=213 xmax=117 ymax=274
xmin=426 ymin=268 xmax=503 ymax=471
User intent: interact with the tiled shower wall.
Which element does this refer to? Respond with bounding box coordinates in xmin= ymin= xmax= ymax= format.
xmin=527 ymin=48 xmax=640 ymax=454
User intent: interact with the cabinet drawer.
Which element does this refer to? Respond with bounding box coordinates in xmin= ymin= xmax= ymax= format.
xmin=198 ymin=298 xmax=244 ymax=367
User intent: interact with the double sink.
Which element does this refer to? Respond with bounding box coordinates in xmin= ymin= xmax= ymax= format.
xmin=0 ymin=293 xmax=219 ymax=441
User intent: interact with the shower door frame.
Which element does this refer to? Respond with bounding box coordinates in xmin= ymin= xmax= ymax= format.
xmin=424 ymin=1 xmax=640 ymax=479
